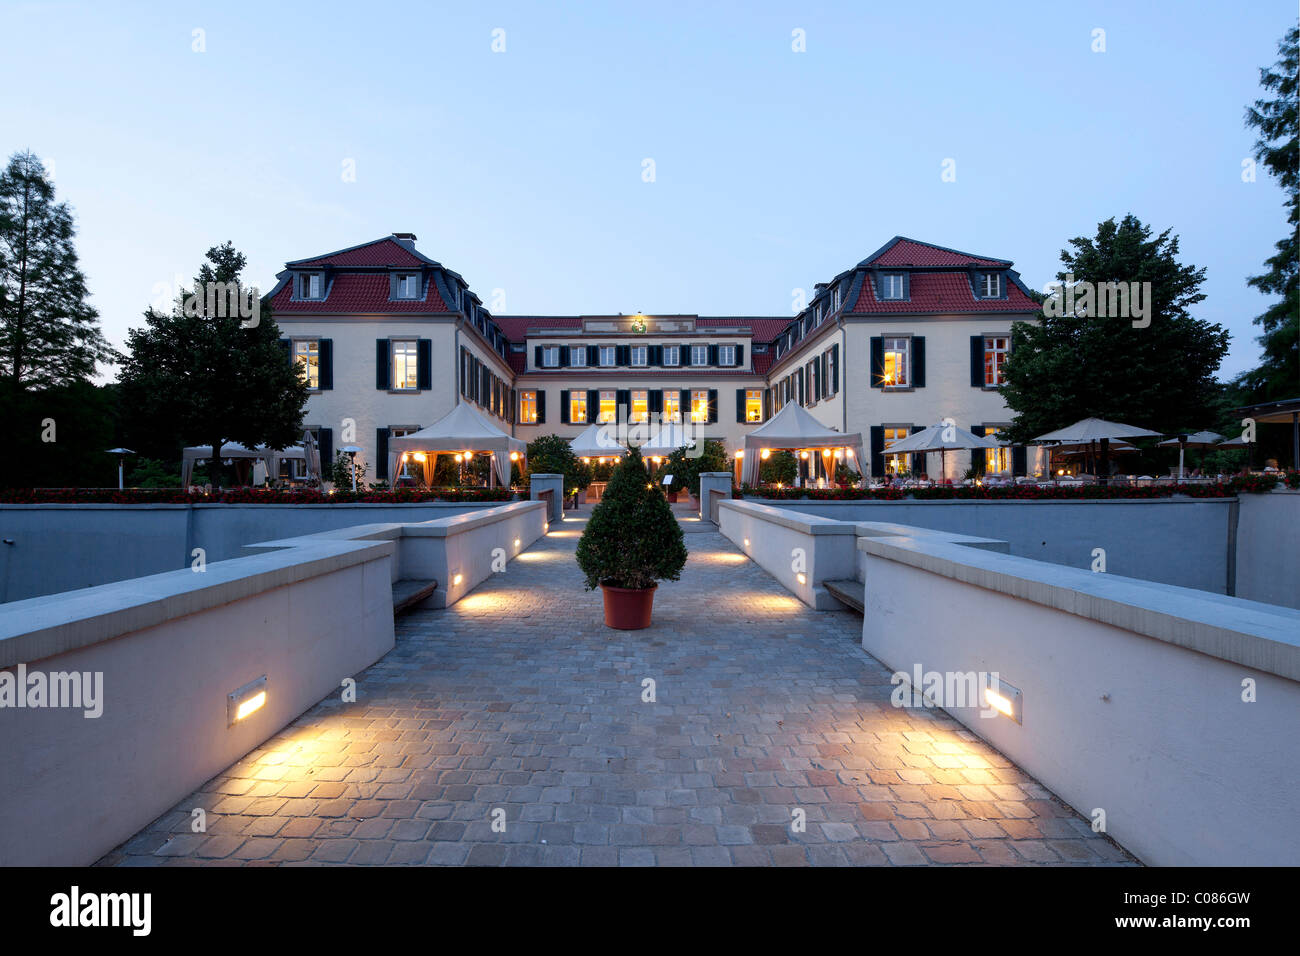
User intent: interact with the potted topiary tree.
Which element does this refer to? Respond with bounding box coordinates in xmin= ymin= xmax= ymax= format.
xmin=576 ymin=447 xmax=687 ymax=629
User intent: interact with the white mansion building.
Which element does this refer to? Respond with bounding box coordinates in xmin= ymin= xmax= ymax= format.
xmin=268 ymin=233 xmax=1046 ymax=483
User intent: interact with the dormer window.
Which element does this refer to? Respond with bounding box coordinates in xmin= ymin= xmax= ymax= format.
xmin=980 ymin=273 xmax=1001 ymax=297
xmin=299 ymin=273 xmax=323 ymax=299
xmin=832 ymin=287 xmax=841 ymax=312
xmin=881 ymin=274 xmax=905 ymax=300
xmin=719 ymin=344 xmax=736 ymax=366
xmin=691 ymin=344 xmax=709 ymax=366
xmin=395 ymin=273 xmax=421 ymax=299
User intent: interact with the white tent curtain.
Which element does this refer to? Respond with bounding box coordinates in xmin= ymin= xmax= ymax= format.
xmin=569 ymin=423 xmax=629 ymax=459
xmin=740 ymin=403 xmax=865 ymax=486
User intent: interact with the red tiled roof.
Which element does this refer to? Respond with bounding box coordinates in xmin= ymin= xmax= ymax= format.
xmin=853 ymin=272 xmax=1037 ymax=313
xmin=273 ymin=274 xmax=449 ymax=313
xmin=291 ymin=238 xmax=426 ymax=268
xmin=492 ymin=317 xmax=585 ymax=339
xmin=868 ymin=238 xmax=1008 ymax=268
xmin=506 ymin=351 xmax=527 ymax=375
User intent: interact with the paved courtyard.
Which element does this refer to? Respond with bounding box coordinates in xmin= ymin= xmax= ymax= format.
xmin=99 ymin=509 xmax=1134 ymax=866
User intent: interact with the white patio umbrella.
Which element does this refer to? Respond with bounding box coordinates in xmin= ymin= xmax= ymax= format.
xmin=105 ymin=448 xmax=136 ymax=490
xmin=881 ymin=422 xmax=996 ymax=480
xmin=1032 ymin=418 xmax=1162 ymax=482
xmin=1157 ymin=430 xmax=1224 ymax=479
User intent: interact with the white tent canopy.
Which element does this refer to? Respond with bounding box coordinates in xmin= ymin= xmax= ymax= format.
xmin=881 ymin=422 xmax=996 ymax=479
xmin=387 ymin=403 xmax=527 ymax=488
xmin=569 ymin=423 xmax=628 ymax=459
xmin=740 ymin=403 xmax=864 ymax=486
xmin=181 ymin=441 xmax=310 ymax=487
xmin=638 ymin=422 xmax=701 ymax=454
xmin=1156 ymin=431 xmax=1224 ymax=448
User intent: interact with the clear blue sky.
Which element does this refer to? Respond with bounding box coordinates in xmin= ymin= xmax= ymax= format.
xmin=2 ymin=0 xmax=1294 ymax=380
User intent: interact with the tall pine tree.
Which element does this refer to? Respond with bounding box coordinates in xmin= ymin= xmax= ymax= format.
xmin=117 ymin=242 xmax=309 ymax=484
xmin=1236 ymin=26 xmax=1299 ymax=402
xmin=0 ymin=150 xmax=114 ymax=389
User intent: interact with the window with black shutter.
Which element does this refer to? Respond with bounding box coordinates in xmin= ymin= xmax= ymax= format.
xmin=376 ymin=339 xmax=391 ymax=389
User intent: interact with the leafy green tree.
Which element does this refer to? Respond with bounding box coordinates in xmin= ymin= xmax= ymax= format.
xmin=525 ymin=433 xmax=591 ymax=491
xmin=759 ymin=449 xmax=798 ymax=485
xmin=0 ymin=150 xmax=115 ymax=390
xmin=575 ymin=447 xmax=687 ymax=590
xmin=117 ymin=242 xmax=308 ymax=485
xmin=329 ymin=450 xmax=366 ymax=490
xmin=1001 ymin=215 xmax=1230 ymax=447
xmin=2 ymin=378 xmax=118 ymax=488
xmin=1236 ymin=26 xmax=1299 ymax=402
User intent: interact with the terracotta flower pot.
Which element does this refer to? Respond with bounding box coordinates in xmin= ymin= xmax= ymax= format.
xmin=601 ymin=582 xmax=657 ymax=629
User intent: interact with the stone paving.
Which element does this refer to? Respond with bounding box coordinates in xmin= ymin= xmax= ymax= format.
xmin=98 ymin=510 xmax=1135 ymax=866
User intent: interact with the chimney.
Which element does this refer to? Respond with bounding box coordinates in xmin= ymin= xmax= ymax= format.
xmin=813 ymin=282 xmax=828 ymax=295
xmin=392 ymin=232 xmax=417 ymax=242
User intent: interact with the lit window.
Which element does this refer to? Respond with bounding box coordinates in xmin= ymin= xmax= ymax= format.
xmin=631 ymin=390 xmax=649 ymax=423
xmin=663 ymin=345 xmax=680 ymax=367
xmin=981 ymin=273 xmax=1001 ymax=297
xmin=598 ymin=390 xmax=617 ymax=423
xmin=293 ymin=339 xmax=319 ymax=389
xmin=882 ymin=337 xmax=910 ymax=387
xmin=663 ymin=391 xmax=681 ymax=423
xmin=985 ymin=336 xmax=1009 ymax=386
xmin=519 ymin=390 xmax=538 ymax=424
xmin=882 ymin=274 xmax=904 ymax=300
xmin=690 ymin=389 xmax=709 ymax=423
xmin=631 ymin=345 xmax=648 ymax=367
xmin=300 ymin=273 xmax=323 ymax=299
xmin=719 ymin=345 xmax=736 ymax=366
xmin=391 ymin=427 xmax=418 ymax=478
xmin=691 ymin=345 xmax=709 ymax=366
xmin=391 ymin=340 xmax=418 ymax=390
xmin=396 ymin=274 xmax=420 ymax=299
xmin=884 ymin=427 xmax=910 ymax=474
xmin=569 ymin=346 xmax=586 ymax=367
xmin=542 ymin=346 xmax=560 ymax=368
xmin=569 ymin=392 xmax=587 ymax=423
xmin=599 ymin=346 xmax=616 ymax=367
xmin=745 ymin=389 xmax=763 ymax=423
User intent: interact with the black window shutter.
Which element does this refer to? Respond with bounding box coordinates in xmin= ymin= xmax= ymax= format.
xmin=417 ymin=339 xmax=432 ymax=390
xmin=912 ymin=337 xmax=926 ymax=388
xmin=870 ymin=336 xmax=883 ymax=389
xmin=535 ymin=345 xmax=543 ymax=369
xmin=912 ymin=425 xmax=927 ymax=475
xmin=560 ymin=345 xmax=570 ymax=367
xmin=870 ymin=426 xmax=885 ymax=478
xmin=736 ymin=388 xmax=746 ymax=423
xmin=587 ymin=389 xmax=599 ymax=424
xmin=708 ymin=345 xmax=719 ymax=366
xmin=317 ymin=427 xmax=333 ymax=475
xmin=279 ymin=337 xmax=290 ymax=358
xmin=707 ymin=389 xmax=718 ymax=424
xmin=971 ymin=425 xmax=986 ymax=474
xmin=651 ymin=345 xmax=663 ymax=367
xmin=559 ymin=389 xmax=570 ymax=424
xmin=970 ymin=335 xmax=985 ymax=387
xmin=650 ymin=389 xmax=663 ymax=414
xmin=536 ymin=390 xmax=546 ymax=424
xmin=376 ymin=428 xmax=389 ymax=480
xmin=376 ymin=339 xmax=390 ymax=389
xmin=616 ymin=345 xmax=630 ymax=366
xmin=830 ymin=344 xmax=839 ymax=394
xmin=616 ymin=389 xmax=630 ymax=416
xmin=1012 ymin=444 xmax=1028 ymax=477
xmin=735 ymin=345 xmax=744 ymax=367
xmin=318 ymin=339 xmax=333 ymax=390
xmin=679 ymin=389 xmax=690 ymax=420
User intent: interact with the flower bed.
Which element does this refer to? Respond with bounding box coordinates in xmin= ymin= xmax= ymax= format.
xmin=733 ymin=473 xmax=1296 ymax=501
xmin=0 ymin=487 xmax=516 ymax=505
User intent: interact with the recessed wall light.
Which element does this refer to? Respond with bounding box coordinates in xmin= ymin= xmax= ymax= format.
xmin=984 ymin=675 xmax=1023 ymax=724
xmin=228 ymin=676 xmax=267 ymax=726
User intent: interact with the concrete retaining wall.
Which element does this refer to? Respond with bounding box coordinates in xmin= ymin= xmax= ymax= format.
xmin=1235 ymin=490 xmax=1299 ymax=609
xmin=752 ymin=497 xmax=1235 ymax=594
xmin=859 ymin=529 xmax=1300 ymax=866
xmin=0 ymin=501 xmax=495 ymax=603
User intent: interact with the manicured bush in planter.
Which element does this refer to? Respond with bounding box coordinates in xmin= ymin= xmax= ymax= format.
xmin=575 ymin=447 xmax=687 ymax=629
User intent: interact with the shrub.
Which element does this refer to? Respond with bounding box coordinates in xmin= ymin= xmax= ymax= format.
xmin=328 ymin=451 xmax=366 ymax=490
xmin=526 ymin=434 xmax=591 ymax=492
xmin=575 ymin=447 xmax=687 ymax=590
xmin=758 ymin=450 xmax=798 ymax=485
